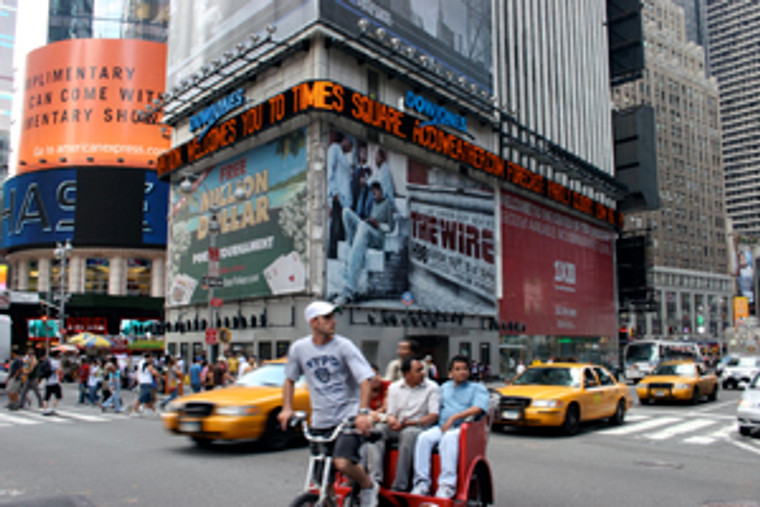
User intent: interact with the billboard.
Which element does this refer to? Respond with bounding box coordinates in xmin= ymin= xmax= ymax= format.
xmin=2 ymin=168 xmax=168 ymax=250
xmin=499 ymin=191 xmax=616 ymax=337
xmin=17 ymin=39 xmax=170 ymax=172
xmin=733 ymin=240 xmax=757 ymax=316
xmin=321 ymin=0 xmax=492 ymax=91
xmin=167 ymin=0 xmax=317 ymax=87
xmin=167 ymin=129 xmax=308 ymax=306
xmin=325 ymin=128 xmax=496 ymax=314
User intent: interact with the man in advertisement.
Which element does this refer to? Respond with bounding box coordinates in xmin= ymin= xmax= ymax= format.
xmin=334 ymin=182 xmax=394 ymax=305
xmin=327 ymin=133 xmax=354 ymax=258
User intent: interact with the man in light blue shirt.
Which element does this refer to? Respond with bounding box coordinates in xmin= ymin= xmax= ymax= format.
xmin=411 ymin=355 xmax=490 ymax=499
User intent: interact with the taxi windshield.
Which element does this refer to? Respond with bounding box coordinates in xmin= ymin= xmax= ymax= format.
xmin=652 ymin=363 xmax=695 ymax=376
xmin=235 ymin=363 xmax=287 ymax=387
xmin=513 ymin=367 xmax=580 ymax=387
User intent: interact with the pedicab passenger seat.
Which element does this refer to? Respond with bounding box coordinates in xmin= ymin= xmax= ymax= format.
xmin=382 ymin=411 xmax=493 ymax=499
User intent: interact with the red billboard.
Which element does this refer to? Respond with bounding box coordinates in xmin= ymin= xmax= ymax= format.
xmin=500 ymin=191 xmax=616 ymax=336
xmin=17 ymin=39 xmax=169 ymax=172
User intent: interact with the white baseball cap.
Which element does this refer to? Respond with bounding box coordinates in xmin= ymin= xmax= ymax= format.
xmin=304 ymin=301 xmax=340 ymax=323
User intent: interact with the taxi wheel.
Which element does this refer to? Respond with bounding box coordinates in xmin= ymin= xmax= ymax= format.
xmin=739 ymin=426 xmax=751 ymax=436
xmin=707 ymin=385 xmax=718 ymax=402
xmin=609 ymin=399 xmax=626 ymax=426
xmin=265 ymin=408 xmax=292 ymax=450
xmin=561 ymin=404 xmax=580 ymax=435
xmin=191 ymin=436 xmax=214 ymax=448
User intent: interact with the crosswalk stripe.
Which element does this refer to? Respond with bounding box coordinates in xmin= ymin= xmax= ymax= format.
xmin=0 ymin=412 xmax=41 ymax=425
xmin=54 ymin=409 xmax=111 ymax=422
xmin=683 ymin=424 xmax=734 ymax=445
xmin=20 ymin=411 xmax=71 ymax=423
xmin=600 ymin=416 xmax=681 ymax=435
xmin=625 ymin=413 xmax=649 ymax=422
xmin=645 ymin=418 xmax=715 ymax=441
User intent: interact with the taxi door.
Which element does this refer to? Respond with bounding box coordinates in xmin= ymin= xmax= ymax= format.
xmin=593 ymin=366 xmax=621 ymax=418
xmin=579 ymin=367 xmax=604 ymax=421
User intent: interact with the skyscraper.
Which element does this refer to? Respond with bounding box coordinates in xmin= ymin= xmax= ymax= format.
xmin=612 ymin=0 xmax=731 ymax=339
xmin=705 ymin=1 xmax=760 ymax=236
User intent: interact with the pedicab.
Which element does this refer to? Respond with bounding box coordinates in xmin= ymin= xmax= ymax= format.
xmin=289 ymin=410 xmax=494 ymax=506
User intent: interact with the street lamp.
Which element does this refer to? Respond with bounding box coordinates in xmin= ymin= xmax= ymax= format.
xmin=53 ymin=239 xmax=72 ymax=352
xmin=179 ymin=175 xmax=246 ymax=363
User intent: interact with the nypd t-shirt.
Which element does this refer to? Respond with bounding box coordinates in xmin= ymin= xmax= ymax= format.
xmin=285 ymin=334 xmax=374 ymax=429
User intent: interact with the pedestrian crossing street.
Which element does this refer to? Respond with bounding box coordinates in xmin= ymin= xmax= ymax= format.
xmin=597 ymin=412 xmax=747 ymax=446
xmin=0 ymin=407 xmax=145 ymax=427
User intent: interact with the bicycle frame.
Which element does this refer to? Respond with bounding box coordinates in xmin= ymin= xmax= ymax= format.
xmin=292 ymin=412 xmax=354 ymax=505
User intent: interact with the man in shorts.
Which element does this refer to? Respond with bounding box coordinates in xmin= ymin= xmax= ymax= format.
xmin=130 ymin=352 xmax=159 ymax=416
xmin=278 ymin=301 xmax=378 ymax=507
xmin=42 ymin=351 xmax=63 ymax=415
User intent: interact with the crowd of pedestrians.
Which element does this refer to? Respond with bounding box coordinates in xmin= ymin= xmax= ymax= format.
xmin=4 ymin=348 xmax=256 ymax=416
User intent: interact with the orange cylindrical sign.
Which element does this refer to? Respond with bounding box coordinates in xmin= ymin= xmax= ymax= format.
xmin=17 ymin=38 xmax=170 ymax=172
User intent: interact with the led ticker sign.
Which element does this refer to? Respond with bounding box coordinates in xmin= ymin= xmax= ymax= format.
xmin=404 ymin=90 xmax=468 ymax=134
xmin=189 ymin=88 xmax=246 ymax=142
xmin=158 ymin=80 xmax=622 ymax=228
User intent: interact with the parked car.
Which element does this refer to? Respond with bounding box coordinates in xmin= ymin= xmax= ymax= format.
xmin=637 ymin=360 xmax=718 ymax=404
xmin=492 ymin=362 xmax=632 ymax=435
xmin=0 ymin=362 xmax=7 ymax=389
xmin=161 ymin=359 xmax=310 ymax=449
xmin=737 ymin=372 xmax=760 ymax=436
xmin=720 ymin=356 xmax=760 ymax=390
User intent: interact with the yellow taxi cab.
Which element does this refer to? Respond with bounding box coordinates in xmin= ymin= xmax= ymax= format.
xmin=492 ymin=362 xmax=632 ymax=435
xmin=161 ymin=359 xmax=310 ymax=448
xmin=636 ymin=359 xmax=718 ymax=405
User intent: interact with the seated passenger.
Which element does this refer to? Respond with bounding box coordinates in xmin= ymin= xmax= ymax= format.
xmin=410 ymin=355 xmax=490 ymax=499
xmin=366 ymin=357 xmax=439 ymax=492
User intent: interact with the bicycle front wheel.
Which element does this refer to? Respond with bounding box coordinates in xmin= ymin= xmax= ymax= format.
xmin=288 ymin=492 xmax=337 ymax=507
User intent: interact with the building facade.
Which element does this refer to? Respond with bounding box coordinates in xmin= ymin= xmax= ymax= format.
xmin=612 ymin=0 xmax=732 ymax=343
xmin=160 ymin=1 xmax=622 ymax=377
xmin=706 ymin=1 xmax=760 ymax=237
xmin=2 ymin=0 xmax=170 ymax=350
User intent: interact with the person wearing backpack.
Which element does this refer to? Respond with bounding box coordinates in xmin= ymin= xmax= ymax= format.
xmin=18 ymin=348 xmax=44 ymax=409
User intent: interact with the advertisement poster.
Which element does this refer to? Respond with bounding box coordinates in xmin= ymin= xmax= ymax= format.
xmin=2 ymin=168 xmax=167 ymax=250
xmin=499 ymin=191 xmax=616 ymax=336
xmin=18 ymin=39 xmax=169 ymax=172
xmin=733 ymin=240 xmax=757 ymax=315
xmin=325 ymin=128 xmax=495 ymax=314
xmin=167 ymin=129 xmax=307 ymax=306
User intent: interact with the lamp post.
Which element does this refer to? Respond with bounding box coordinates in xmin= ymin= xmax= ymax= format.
xmin=179 ymin=175 xmax=246 ymax=364
xmin=53 ymin=239 xmax=72 ymax=352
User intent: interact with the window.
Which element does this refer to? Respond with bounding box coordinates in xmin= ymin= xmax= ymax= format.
xmin=28 ymin=260 xmax=39 ymax=292
xmin=127 ymin=258 xmax=152 ymax=296
xmin=85 ymin=258 xmax=109 ymax=294
xmin=594 ymin=367 xmax=615 ymax=386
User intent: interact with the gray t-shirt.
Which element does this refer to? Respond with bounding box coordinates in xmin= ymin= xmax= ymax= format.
xmin=285 ymin=334 xmax=374 ymax=429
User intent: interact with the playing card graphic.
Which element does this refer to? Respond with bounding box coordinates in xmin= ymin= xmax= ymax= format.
xmin=264 ymin=251 xmax=306 ymax=294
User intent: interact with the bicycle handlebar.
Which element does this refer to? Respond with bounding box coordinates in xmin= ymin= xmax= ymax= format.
xmin=288 ymin=412 xmax=382 ymax=443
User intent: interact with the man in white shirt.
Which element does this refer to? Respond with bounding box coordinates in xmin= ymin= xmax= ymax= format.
xmin=42 ymin=351 xmax=63 ymax=415
xmin=367 ymin=356 xmax=440 ymax=492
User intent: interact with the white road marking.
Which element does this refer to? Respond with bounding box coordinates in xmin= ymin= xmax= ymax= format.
xmin=645 ymin=419 xmax=715 ymax=441
xmin=683 ymin=424 xmax=735 ymax=444
xmin=20 ymin=411 xmax=71 ymax=423
xmin=600 ymin=416 xmax=682 ymax=435
xmin=54 ymin=409 xmax=111 ymax=422
xmin=0 ymin=412 xmax=41 ymax=425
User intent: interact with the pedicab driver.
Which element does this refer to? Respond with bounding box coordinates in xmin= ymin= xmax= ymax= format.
xmin=411 ymin=355 xmax=490 ymax=499
xmin=278 ymin=301 xmax=379 ymax=507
